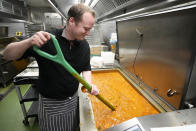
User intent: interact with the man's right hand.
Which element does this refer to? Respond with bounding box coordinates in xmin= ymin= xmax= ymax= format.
xmin=29 ymin=31 xmax=50 ymax=47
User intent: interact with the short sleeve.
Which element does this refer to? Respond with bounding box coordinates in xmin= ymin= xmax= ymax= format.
xmin=81 ymin=43 xmax=91 ymax=71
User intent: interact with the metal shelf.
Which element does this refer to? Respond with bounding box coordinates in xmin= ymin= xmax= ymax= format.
xmin=20 ymin=85 xmax=38 ymax=103
xmin=14 ymin=66 xmax=39 ymax=125
xmin=27 ymin=101 xmax=38 ymax=117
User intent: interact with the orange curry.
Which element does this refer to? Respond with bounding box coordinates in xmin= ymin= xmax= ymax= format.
xmin=88 ymin=70 xmax=159 ymax=130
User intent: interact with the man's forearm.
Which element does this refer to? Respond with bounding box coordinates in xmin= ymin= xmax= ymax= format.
xmin=82 ymin=71 xmax=99 ymax=95
xmin=3 ymin=38 xmax=32 ymax=60
xmin=82 ymin=71 xmax=92 ymax=84
xmin=3 ymin=31 xmax=50 ymax=61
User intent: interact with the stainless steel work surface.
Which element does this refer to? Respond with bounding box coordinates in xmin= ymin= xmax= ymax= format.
xmin=27 ymin=61 xmax=38 ymax=68
xmin=138 ymin=108 xmax=196 ymax=130
xmin=78 ymin=87 xmax=97 ymax=131
xmin=13 ymin=68 xmax=39 ymax=85
xmin=16 ymin=68 xmax=39 ymax=77
xmin=106 ymin=108 xmax=196 ymax=131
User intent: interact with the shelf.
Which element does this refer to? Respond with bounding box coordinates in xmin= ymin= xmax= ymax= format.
xmin=20 ymin=85 xmax=38 ymax=103
xmin=27 ymin=101 xmax=38 ymax=118
xmin=14 ymin=77 xmax=38 ymax=85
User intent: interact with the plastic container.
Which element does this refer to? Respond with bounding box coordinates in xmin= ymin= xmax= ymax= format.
xmin=101 ymin=51 xmax=115 ymax=65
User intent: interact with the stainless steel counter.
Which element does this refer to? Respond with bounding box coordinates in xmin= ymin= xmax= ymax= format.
xmin=79 ymin=87 xmax=97 ymax=131
xmin=16 ymin=61 xmax=196 ymax=131
xmin=27 ymin=61 xmax=38 ymax=68
xmin=105 ymin=108 xmax=196 ymax=131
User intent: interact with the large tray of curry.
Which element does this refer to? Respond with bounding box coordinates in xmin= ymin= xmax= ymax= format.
xmin=79 ymin=69 xmax=160 ymax=131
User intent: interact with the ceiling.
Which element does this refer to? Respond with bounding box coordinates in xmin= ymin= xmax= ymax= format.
xmin=55 ymin=0 xmax=79 ymax=16
xmin=25 ymin=0 xmax=192 ymax=22
xmin=26 ymin=0 xmax=51 ymax=7
xmin=26 ymin=0 xmax=79 ymax=16
xmin=25 ymin=0 xmax=138 ymax=20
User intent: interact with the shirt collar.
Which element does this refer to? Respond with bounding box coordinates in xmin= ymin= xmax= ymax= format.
xmin=61 ymin=29 xmax=67 ymax=39
xmin=61 ymin=28 xmax=80 ymax=47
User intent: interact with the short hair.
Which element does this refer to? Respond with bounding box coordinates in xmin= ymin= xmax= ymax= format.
xmin=67 ymin=3 xmax=96 ymax=24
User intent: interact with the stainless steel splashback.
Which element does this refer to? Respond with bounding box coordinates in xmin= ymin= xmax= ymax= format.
xmin=117 ymin=5 xmax=196 ymax=109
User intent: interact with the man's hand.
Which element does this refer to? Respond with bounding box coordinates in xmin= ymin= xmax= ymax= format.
xmin=29 ymin=31 xmax=50 ymax=47
xmin=3 ymin=31 xmax=51 ymax=61
xmin=91 ymin=84 xmax=99 ymax=95
xmin=81 ymin=84 xmax=99 ymax=95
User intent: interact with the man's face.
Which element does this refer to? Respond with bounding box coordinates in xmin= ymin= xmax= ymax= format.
xmin=70 ymin=12 xmax=95 ymax=40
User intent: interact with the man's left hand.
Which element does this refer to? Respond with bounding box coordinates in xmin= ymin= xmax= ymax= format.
xmin=90 ymin=84 xmax=99 ymax=95
xmin=81 ymin=84 xmax=99 ymax=95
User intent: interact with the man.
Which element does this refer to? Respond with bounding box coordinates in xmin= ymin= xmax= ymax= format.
xmin=3 ymin=3 xmax=99 ymax=131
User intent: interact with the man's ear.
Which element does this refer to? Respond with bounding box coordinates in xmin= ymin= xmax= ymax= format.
xmin=69 ymin=17 xmax=75 ymax=26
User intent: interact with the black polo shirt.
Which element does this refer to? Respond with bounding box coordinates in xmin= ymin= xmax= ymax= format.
xmin=22 ymin=29 xmax=91 ymax=99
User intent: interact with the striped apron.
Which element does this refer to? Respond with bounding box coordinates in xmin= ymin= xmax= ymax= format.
xmin=38 ymin=92 xmax=79 ymax=131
